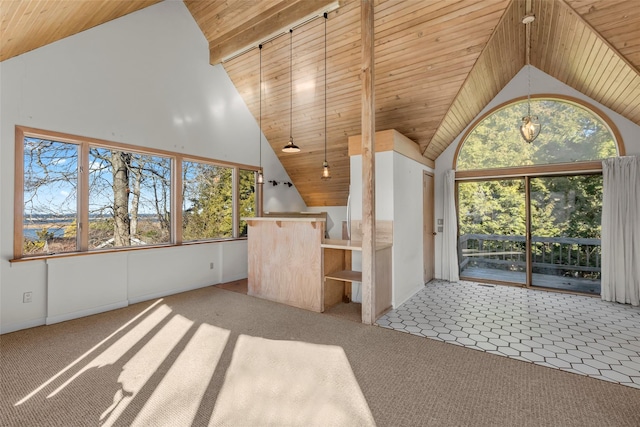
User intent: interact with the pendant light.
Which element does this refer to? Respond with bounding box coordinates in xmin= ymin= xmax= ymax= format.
xmin=257 ymin=44 xmax=264 ymax=184
xmin=282 ymin=28 xmax=301 ymax=153
xmin=520 ymin=6 xmax=541 ymax=143
xmin=321 ymin=12 xmax=331 ymax=180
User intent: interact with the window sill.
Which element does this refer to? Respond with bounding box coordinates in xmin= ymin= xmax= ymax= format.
xmin=10 ymin=237 xmax=248 ymax=263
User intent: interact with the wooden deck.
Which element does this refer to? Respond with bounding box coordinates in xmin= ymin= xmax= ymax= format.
xmin=461 ymin=267 xmax=600 ymax=295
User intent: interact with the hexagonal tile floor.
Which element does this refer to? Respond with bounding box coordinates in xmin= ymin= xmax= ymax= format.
xmin=376 ymin=280 xmax=640 ymax=389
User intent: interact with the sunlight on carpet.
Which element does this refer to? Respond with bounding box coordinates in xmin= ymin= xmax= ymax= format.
xmin=210 ymin=335 xmax=376 ymax=427
xmin=130 ymin=323 xmax=229 ymax=426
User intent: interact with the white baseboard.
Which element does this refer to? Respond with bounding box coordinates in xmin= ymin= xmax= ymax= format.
xmin=220 ymin=274 xmax=248 ymax=283
xmin=46 ymin=300 xmax=128 ymax=325
xmin=1 ymin=317 xmax=46 ymax=335
xmin=128 ymin=282 xmax=216 ymax=305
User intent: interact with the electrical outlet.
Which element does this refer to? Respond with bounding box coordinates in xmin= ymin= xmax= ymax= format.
xmin=210 ymin=262 xmax=214 ymax=270
xmin=23 ymin=292 xmax=32 ymax=303
xmin=437 ymin=226 xmax=443 ymax=232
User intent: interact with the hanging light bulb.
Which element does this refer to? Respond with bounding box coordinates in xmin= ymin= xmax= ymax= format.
xmin=520 ymin=115 xmax=541 ymax=143
xmin=282 ymin=29 xmax=300 ymax=153
xmin=322 ymin=161 xmax=331 ymax=179
xmin=520 ymin=59 xmax=541 ymax=143
xmin=257 ymin=44 xmax=264 ymax=184
xmin=321 ymin=12 xmax=331 ymax=180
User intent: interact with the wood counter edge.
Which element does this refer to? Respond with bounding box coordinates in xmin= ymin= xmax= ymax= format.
xmin=321 ymin=239 xmax=392 ymax=251
xmin=242 ymin=216 xmax=326 ymax=222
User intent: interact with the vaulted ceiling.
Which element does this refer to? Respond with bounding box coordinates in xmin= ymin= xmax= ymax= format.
xmin=2 ymin=0 xmax=639 ymax=207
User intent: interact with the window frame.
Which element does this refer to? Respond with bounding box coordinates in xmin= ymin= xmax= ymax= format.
xmin=452 ymin=95 xmax=624 ymax=292
xmin=453 ymin=94 xmax=625 ymax=175
xmin=14 ymin=126 xmax=260 ymax=261
xmin=180 ymin=159 xmax=236 ymax=242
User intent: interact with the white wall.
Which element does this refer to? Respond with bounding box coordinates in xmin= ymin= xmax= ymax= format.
xmin=0 ymin=1 xmax=305 ymax=333
xmin=349 ymin=151 xmax=434 ymax=307
xmin=306 ymin=206 xmax=348 ymax=239
xmin=349 ymin=153 xmax=395 ymax=220
xmin=47 ymin=253 xmax=129 ymax=325
xmin=392 ymin=153 xmax=434 ymax=306
xmin=433 ymin=65 xmax=640 ymax=279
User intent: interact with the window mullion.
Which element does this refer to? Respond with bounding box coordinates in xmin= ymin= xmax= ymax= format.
xmin=14 ymin=127 xmax=25 ymax=257
xmin=173 ymin=157 xmax=183 ymax=245
xmin=78 ymin=142 xmax=89 ymax=252
xmin=232 ymin=167 xmax=239 ymax=239
xmin=525 ymin=176 xmax=532 ymax=288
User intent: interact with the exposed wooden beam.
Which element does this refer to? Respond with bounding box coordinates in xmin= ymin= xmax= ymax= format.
xmin=210 ymin=0 xmax=339 ymax=65
xmin=361 ymin=0 xmax=376 ymax=325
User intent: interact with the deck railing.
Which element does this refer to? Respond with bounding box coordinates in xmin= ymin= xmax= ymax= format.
xmin=459 ymin=234 xmax=601 ymax=279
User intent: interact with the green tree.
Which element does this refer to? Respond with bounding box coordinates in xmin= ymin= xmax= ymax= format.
xmin=239 ymin=169 xmax=256 ymax=236
xmin=458 ymin=99 xmax=617 ymax=171
xmin=183 ymin=165 xmax=234 ymax=240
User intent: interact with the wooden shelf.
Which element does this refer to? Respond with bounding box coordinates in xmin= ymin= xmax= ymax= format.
xmin=324 ymin=270 xmax=362 ymax=283
xmin=321 ymin=239 xmax=392 ymax=251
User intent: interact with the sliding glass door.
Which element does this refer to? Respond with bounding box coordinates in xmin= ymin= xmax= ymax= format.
xmin=458 ymin=179 xmax=526 ymax=285
xmin=458 ymin=174 xmax=602 ymax=294
xmin=530 ymin=175 xmax=602 ymax=294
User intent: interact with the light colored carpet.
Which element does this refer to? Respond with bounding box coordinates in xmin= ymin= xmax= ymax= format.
xmin=1 ymin=285 xmax=640 ymax=426
xmin=210 ymin=335 xmax=375 ymax=426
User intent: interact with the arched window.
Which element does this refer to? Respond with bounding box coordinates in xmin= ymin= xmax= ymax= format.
xmin=456 ymin=97 xmax=621 ymax=171
xmin=453 ymin=96 xmax=624 ymax=295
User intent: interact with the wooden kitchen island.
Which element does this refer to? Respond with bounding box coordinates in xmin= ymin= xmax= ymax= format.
xmin=244 ymin=216 xmax=392 ymax=323
xmin=244 ymin=216 xmax=327 ymax=312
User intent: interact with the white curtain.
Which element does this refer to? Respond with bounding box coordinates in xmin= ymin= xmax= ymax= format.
xmin=601 ymin=156 xmax=640 ymax=306
xmin=441 ymin=170 xmax=460 ymax=282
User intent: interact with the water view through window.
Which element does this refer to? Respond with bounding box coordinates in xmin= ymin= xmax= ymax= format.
xmin=18 ymin=128 xmax=258 ymax=258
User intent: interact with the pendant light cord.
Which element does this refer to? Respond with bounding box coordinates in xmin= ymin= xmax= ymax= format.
xmin=324 ymin=13 xmax=327 ymax=162
xmin=526 ymin=21 xmax=532 ymax=117
xmin=259 ymin=44 xmax=262 ymax=170
xmin=527 ymin=65 xmax=532 ymax=117
xmin=290 ymin=29 xmax=293 ymax=141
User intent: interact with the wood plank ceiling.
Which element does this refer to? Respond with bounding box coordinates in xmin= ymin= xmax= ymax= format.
xmin=2 ymin=1 xmax=639 ymax=207
xmin=0 ymin=0 xmax=161 ymax=62
xmin=215 ymin=0 xmax=640 ymax=206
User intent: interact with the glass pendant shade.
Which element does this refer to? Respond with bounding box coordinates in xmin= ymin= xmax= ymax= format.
xmin=257 ymin=171 xmax=264 ymax=184
xmin=321 ymin=161 xmax=331 ymax=179
xmin=520 ymin=115 xmax=541 ymax=143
